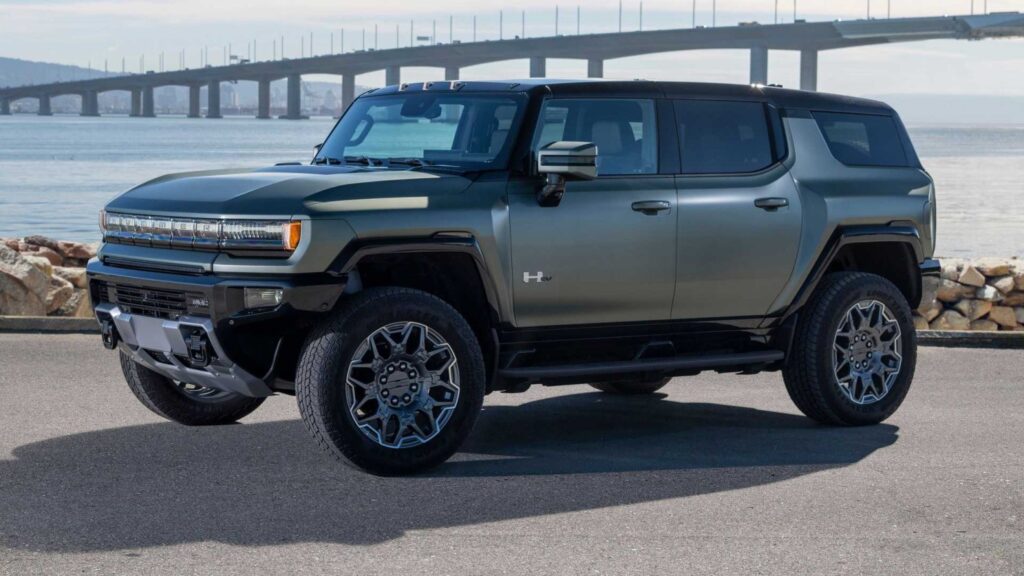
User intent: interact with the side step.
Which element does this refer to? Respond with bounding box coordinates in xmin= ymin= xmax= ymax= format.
xmin=497 ymin=350 xmax=785 ymax=380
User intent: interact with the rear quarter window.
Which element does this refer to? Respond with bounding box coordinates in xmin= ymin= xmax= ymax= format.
xmin=812 ymin=111 xmax=909 ymax=167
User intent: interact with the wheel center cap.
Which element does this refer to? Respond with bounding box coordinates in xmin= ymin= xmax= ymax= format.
xmin=377 ymin=358 xmax=424 ymax=409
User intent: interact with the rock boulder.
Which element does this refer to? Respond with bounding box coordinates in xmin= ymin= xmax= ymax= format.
xmin=975 ymin=258 xmax=1013 ymax=277
xmin=45 ymin=276 xmax=74 ymax=314
xmin=970 ymin=319 xmax=999 ymax=332
xmin=930 ymin=310 xmax=970 ymax=331
xmin=21 ymin=254 xmax=54 ymax=278
xmin=957 ymin=265 xmax=986 ymax=288
xmin=953 ymin=299 xmax=992 ymax=321
xmin=936 ymin=280 xmax=974 ymax=303
xmin=991 ymin=275 xmax=1016 ymax=295
xmin=53 ymin=266 xmax=88 ymax=289
xmin=988 ymin=306 xmax=1017 ymax=329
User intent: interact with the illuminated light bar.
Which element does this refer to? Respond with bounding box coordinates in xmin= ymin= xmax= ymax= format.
xmin=100 ymin=210 xmax=302 ymax=252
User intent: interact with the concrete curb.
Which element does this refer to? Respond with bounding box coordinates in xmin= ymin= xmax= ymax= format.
xmin=0 ymin=316 xmax=99 ymax=333
xmin=1 ymin=316 xmax=1023 ymax=349
xmin=917 ymin=330 xmax=1024 ymax=350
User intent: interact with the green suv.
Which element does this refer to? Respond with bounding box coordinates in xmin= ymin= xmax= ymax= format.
xmin=88 ymin=80 xmax=939 ymax=475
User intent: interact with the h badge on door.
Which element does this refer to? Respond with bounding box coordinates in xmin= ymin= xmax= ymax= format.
xmin=523 ymin=271 xmax=552 ymax=283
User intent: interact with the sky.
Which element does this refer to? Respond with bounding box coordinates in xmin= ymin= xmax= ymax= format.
xmin=1 ymin=0 xmax=1023 ymax=98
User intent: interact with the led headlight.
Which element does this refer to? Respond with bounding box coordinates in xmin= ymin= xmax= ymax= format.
xmin=221 ymin=220 xmax=302 ymax=251
xmin=100 ymin=210 xmax=302 ymax=252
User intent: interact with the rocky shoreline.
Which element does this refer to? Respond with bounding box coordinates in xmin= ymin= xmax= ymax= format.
xmin=2 ymin=236 xmax=1023 ymax=331
xmin=917 ymin=258 xmax=1024 ymax=332
xmin=0 ymin=237 xmax=95 ymax=317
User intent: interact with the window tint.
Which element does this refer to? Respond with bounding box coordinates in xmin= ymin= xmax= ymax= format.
xmin=813 ymin=111 xmax=908 ymax=167
xmin=534 ymin=99 xmax=658 ymax=175
xmin=674 ymin=100 xmax=775 ymax=174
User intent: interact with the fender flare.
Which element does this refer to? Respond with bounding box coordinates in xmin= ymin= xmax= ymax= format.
xmin=327 ymin=236 xmax=504 ymax=324
xmin=781 ymin=224 xmax=925 ymax=322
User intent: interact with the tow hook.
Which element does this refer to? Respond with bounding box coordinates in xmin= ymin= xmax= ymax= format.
xmin=185 ymin=329 xmax=212 ymax=367
xmin=99 ymin=319 xmax=119 ymax=350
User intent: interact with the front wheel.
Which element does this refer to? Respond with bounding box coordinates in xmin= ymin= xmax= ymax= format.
xmin=120 ymin=353 xmax=266 ymax=425
xmin=783 ymin=271 xmax=917 ymax=426
xmin=296 ymin=288 xmax=485 ymax=476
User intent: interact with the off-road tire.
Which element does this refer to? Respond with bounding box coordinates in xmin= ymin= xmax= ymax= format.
xmin=783 ymin=271 xmax=917 ymax=426
xmin=119 ymin=352 xmax=266 ymax=425
xmin=296 ymin=287 xmax=486 ymax=476
xmin=590 ymin=377 xmax=671 ymax=395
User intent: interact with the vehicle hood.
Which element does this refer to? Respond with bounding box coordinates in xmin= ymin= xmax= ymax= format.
xmin=104 ymin=164 xmax=474 ymax=217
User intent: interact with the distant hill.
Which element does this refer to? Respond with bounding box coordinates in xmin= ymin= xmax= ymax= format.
xmin=0 ymin=56 xmax=113 ymax=88
xmin=0 ymin=56 xmax=372 ymax=115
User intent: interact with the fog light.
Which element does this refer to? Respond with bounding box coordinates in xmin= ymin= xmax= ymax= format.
xmin=244 ymin=287 xmax=283 ymax=310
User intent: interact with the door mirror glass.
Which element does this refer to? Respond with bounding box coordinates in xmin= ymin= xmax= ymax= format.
xmin=537 ymin=141 xmax=598 ymax=180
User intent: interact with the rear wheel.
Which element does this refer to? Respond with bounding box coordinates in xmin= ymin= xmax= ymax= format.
xmin=590 ymin=377 xmax=671 ymax=395
xmin=296 ymin=288 xmax=485 ymax=476
xmin=119 ymin=352 xmax=266 ymax=425
xmin=783 ymin=272 xmax=916 ymax=426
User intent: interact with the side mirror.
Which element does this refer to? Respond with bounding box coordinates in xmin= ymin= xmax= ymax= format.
xmin=536 ymin=141 xmax=598 ymax=207
xmin=313 ymin=142 xmax=324 ymax=153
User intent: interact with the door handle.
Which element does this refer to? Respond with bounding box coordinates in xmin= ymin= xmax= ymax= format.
xmin=754 ymin=197 xmax=789 ymax=211
xmin=631 ymin=200 xmax=672 ymax=215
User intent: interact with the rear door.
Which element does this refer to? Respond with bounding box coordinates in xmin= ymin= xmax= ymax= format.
xmin=671 ymin=99 xmax=802 ymax=320
xmin=508 ymin=97 xmax=677 ymax=327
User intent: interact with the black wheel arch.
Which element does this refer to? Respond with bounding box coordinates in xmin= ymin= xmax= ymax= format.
xmin=327 ymin=236 xmax=504 ymax=390
xmin=784 ymin=224 xmax=925 ymax=323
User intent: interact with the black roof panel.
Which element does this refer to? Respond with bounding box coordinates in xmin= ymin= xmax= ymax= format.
xmin=369 ymin=79 xmax=893 ymax=114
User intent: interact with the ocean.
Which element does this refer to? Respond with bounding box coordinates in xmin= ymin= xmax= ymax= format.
xmin=0 ymin=114 xmax=1021 ymax=258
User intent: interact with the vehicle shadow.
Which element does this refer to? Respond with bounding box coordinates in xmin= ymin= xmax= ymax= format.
xmin=0 ymin=392 xmax=897 ymax=552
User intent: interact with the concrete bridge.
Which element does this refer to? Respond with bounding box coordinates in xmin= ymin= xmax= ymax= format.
xmin=2 ymin=11 xmax=1023 ymax=119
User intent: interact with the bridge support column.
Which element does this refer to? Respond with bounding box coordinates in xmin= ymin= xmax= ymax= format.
xmin=37 ymin=95 xmax=52 ymax=116
xmin=207 ymin=81 xmax=222 ymax=118
xmin=187 ymin=84 xmax=201 ymax=118
xmin=800 ymin=49 xmax=818 ymax=92
xmin=129 ymin=89 xmax=141 ymax=117
xmin=257 ymin=79 xmax=271 ymax=119
xmin=587 ymin=59 xmax=604 ymax=78
xmin=529 ymin=56 xmax=546 ymax=78
xmin=444 ymin=66 xmax=460 ymax=81
xmin=749 ymin=46 xmax=768 ymax=85
xmin=341 ymin=74 xmax=356 ymax=113
xmin=80 ymin=91 xmax=100 ymax=117
xmin=141 ymin=86 xmax=155 ymax=117
xmin=280 ymin=74 xmax=307 ymax=119
xmin=0 ymin=99 xmax=9 ymax=115
xmin=383 ymin=67 xmax=402 ymax=121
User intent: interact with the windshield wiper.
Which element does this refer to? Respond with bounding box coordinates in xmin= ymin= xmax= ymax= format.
xmin=343 ymin=155 xmax=384 ymax=166
xmin=386 ymin=157 xmax=466 ymax=174
xmin=312 ymin=156 xmax=342 ymax=165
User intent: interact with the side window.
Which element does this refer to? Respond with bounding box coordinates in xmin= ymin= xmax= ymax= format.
xmin=534 ymin=99 xmax=658 ymax=176
xmin=675 ymin=100 xmax=775 ymax=174
xmin=812 ymin=111 xmax=908 ymax=167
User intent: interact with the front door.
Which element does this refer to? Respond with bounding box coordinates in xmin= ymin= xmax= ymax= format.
xmin=509 ymin=98 xmax=677 ymax=328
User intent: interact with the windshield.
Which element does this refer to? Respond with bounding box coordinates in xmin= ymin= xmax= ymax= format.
xmin=316 ymin=92 xmax=527 ymax=170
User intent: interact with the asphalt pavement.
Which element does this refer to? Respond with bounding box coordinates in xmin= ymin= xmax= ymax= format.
xmin=0 ymin=334 xmax=1021 ymax=575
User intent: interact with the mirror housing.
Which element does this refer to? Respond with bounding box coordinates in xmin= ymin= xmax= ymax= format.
xmin=536 ymin=141 xmax=598 ymax=207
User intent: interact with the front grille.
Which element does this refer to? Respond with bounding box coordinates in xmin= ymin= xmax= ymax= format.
xmin=95 ymin=280 xmax=204 ymax=320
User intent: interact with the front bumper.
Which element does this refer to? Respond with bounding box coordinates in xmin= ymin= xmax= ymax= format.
xmin=87 ymin=259 xmax=345 ymax=397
